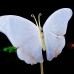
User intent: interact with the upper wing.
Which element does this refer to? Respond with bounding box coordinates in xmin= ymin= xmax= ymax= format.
xmin=0 ymin=15 xmax=43 ymax=64
xmin=43 ymin=8 xmax=73 ymax=61
xmin=43 ymin=8 xmax=73 ymax=35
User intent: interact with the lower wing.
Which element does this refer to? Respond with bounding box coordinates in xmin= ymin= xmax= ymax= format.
xmin=43 ymin=31 xmax=65 ymax=61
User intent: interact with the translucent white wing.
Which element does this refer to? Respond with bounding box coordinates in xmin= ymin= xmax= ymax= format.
xmin=0 ymin=15 xmax=43 ymax=64
xmin=43 ymin=8 xmax=73 ymax=61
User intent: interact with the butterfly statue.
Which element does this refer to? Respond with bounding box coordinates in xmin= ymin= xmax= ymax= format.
xmin=0 ymin=8 xmax=73 ymax=74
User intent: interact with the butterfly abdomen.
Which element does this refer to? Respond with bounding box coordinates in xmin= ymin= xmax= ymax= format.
xmin=39 ymin=29 xmax=46 ymax=51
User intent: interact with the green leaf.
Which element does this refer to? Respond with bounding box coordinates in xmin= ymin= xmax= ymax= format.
xmin=3 ymin=46 xmax=16 ymax=53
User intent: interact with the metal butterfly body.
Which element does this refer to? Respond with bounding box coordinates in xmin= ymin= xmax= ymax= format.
xmin=0 ymin=8 xmax=73 ymax=64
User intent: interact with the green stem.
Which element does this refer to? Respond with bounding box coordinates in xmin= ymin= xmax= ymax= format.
xmin=40 ymin=63 xmax=44 ymax=74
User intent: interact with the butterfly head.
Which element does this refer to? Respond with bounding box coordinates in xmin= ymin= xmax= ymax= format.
xmin=31 ymin=13 xmax=42 ymax=31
